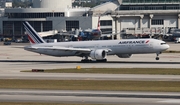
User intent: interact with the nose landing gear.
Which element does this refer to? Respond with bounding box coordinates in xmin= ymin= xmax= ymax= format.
xmin=156 ymin=56 xmax=159 ymax=60
xmin=155 ymin=52 xmax=161 ymax=60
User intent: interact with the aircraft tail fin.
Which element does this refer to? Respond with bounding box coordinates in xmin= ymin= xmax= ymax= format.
xmin=23 ymin=21 xmax=46 ymax=44
xmin=97 ymin=16 xmax=101 ymax=31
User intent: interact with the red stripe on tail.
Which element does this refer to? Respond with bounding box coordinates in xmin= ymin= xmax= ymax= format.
xmin=97 ymin=16 xmax=101 ymax=31
xmin=28 ymin=35 xmax=35 ymax=44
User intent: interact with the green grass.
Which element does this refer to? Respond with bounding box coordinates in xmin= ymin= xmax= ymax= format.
xmin=0 ymin=103 xmax=105 ymax=105
xmin=1 ymin=79 xmax=180 ymax=92
xmin=22 ymin=68 xmax=180 ymax=75
xmin=0 ymin=103 xmax=106 ymax=105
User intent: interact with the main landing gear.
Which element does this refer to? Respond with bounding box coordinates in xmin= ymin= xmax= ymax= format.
xmin=81 ymin=56 xmax=107 ymax=62
xmin=96 ymin=59 xmax=107 ymax=62
xmin=81 ymin=56 xmax=92 ymax=62
xmin=155 ymin=52 xmax=161 ymax=60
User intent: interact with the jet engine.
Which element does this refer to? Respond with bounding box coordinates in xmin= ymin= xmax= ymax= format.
xmin=117 ymin=54 xmax=132 ymax=58
xmin=90 ymin=49 xmax=107 ymax=60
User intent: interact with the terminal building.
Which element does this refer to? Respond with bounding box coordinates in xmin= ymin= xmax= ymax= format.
xmin=0 ymin=0 xmax=180 ymax=40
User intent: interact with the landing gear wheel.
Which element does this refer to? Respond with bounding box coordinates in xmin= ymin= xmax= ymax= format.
xmin=81 ymin=59 xmax=92 ymax=63
xmin=156 ymin=57 xmax=159 ymax=60
xmin=81 ymin=56 xmax=92 ymax=63
xmin=96 ymin=59 xmax=107 ymax=62
xmin=155 ymin=52 xmax=160 ymax=60
xmin=103 ymin=59 xmax=107 ymax=62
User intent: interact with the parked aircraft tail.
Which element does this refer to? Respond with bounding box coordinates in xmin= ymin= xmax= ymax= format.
xmin=23 ymin=21 xmax=46 ymax=44
xmin=97 ymin=16 xmax=101 ymax=31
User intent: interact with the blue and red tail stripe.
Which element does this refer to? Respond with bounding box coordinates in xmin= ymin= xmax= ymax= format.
xmin=23 ymin=21 xmax=45 ymax=44
xmin=97 ymin=16 xmax=101 ymax=31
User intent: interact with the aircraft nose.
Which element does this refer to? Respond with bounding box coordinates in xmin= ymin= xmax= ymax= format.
xmin=164 ymin=44 xmax=170 ymax=50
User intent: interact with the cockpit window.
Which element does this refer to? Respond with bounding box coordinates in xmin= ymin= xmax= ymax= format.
xmin=161 ymin=43 xmax=166 ymax=45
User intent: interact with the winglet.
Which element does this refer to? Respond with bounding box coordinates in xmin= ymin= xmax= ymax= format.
xmin=23 ymin=21 xmax=46 ymax=44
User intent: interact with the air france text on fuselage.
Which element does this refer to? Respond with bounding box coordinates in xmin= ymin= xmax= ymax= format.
xmin=118 ymin=40 xmax=146 ymax=44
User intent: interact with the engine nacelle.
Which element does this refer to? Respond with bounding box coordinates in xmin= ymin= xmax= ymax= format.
xmin=117 ymin=54 xmax=132 ymax=58
xmin=90 ymin=49 xmax=107 ymax=60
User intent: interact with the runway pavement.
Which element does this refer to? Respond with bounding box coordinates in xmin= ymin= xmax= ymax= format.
xmin=0 ymin=43 xmax=180 ymax=104
xmin=0 ymin=45 xmax=180 ymax=73
xmin=0 ymin=89 xmax=180 ymax=105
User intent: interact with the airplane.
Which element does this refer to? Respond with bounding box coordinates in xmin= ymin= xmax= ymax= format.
xmin=71 ymin=16 xmax=102 ymax=41
xmin=74 ymin=17 xmax=121 ymax=41
xmin=38 ymin=30 xmax=58 ymax=37
xmin=81 ymin=16 xmax=102 ymax=40
xmin=39 ymin=17 xmax=101 ymax=41
xmin=23 ymin=21 xmax=170 ymax=62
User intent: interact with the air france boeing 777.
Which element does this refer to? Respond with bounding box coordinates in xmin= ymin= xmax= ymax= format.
xmin=23 ymin=21 xmax=169 ymax=62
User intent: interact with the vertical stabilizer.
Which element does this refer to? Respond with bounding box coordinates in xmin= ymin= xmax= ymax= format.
xmin=23 ymin=21 xmax=46 ymax=44
xmin=97 ymin=16 xmax=101 ymax=31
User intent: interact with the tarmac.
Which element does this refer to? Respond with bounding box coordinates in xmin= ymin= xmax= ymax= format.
xmin=0 ymin=42 xmax=180 ymax=104
xmin=0 ymin=42 xmax=180 ymax=72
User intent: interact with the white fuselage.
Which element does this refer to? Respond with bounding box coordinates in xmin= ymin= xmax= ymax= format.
xmin=24 ymin=39 xmax=169 ymax=57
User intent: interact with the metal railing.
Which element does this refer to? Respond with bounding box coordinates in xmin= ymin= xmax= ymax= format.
xmin=122 ymin=0 xmax=180 ymax=4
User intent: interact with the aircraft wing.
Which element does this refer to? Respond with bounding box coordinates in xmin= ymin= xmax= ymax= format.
xmin=44 ymin=46 xmax=91 ymax=53
xmin=27 ymin=46 xmax=112 ymax=53
xmin=27 ymin=46 xmax=90 ymax=53
xmin=57 ymin=33 xmax=78 ymax=37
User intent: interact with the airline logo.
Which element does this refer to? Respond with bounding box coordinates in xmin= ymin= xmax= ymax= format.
xmin=23 ymin=22 xmax=45 ymax=44
xmin=146 ymin=40 xmax=150 ymax=43
xmin=119 ymin=40 xmax=149 ymax=44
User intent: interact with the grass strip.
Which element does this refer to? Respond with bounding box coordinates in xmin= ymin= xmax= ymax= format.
xmin=0 ymin=103 xmax=104 ymax=105
xmin=0 ymin=79 xmax=180 ymax=92
xmin=22 ymin=68 xmax=180 ymax=75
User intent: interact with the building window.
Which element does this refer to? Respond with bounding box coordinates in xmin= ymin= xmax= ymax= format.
xmin=28 ymin=21 xmax=53 ymax=32
xmin=3 ymin=21 xmax=52 ymax=36
xmin=14 ymin=21 xmax=22 ymax=35
xmin=3 ymin=21 xmax=13 ymax=36
xmin=6 ymin=13 xmax=64 ymax=18
xmin=148 ymin=6 xmax=163 ymax=10
xmin=43 ymin=21 xmax=52 ymax=31
xmin=101 ymin=28 xmax=112 ymax=34
xmin=166 ymin=6 xmax=180 ymax=10
xmin=66 ymin=21 xmax=79 ymax=31
xmin=151 ymin=19 xmax=164 ymax=25
xmin=100 ymin=20 xmax=112 ymax=26
xmin=129 ymin=6 xmax=145 ymax=10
